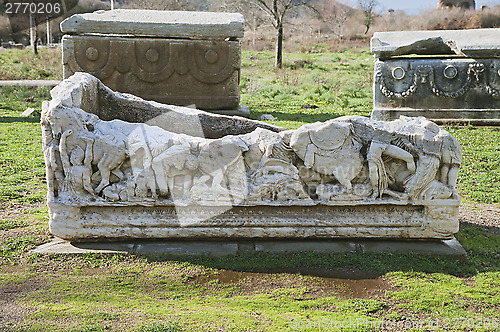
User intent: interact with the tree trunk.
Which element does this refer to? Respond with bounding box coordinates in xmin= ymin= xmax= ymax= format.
xmin=46 ymin=20 xmax=51 ymax=46
xmin=29 ymin=14 xmax=38 ymax=55
xmin=275 ymin=24 xmax=283 ymax=69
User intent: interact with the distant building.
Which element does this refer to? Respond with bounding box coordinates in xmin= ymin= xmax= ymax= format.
xmin=438 ymin=0 xmax=475 ymax=10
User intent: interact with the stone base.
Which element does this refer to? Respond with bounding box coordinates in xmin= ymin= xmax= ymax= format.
xmin=372 ymin=108 xmax=500 ymax=125
xmin=32 ymin=238 xmax=466 ymax=257
xmin=48 ymin=201 xmax=460 ymax=241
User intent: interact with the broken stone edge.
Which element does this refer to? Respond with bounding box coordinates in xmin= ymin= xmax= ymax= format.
xmin=371 ymin=28 xmax=500 ymax=58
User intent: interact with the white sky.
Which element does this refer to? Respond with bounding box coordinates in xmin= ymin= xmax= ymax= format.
xmin=338 ymin=0 xmax=500 ymax=15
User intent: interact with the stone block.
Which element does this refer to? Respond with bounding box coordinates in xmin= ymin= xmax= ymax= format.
xmin=61 ymin=10 xmax=244 ymax=110
xmin=371 ymin=28 xmax=500 ymax=59
xmin=32 ymin=238 xmax=466 ymax=257
xmin=372 ymin=58 xmax=500 ymax=122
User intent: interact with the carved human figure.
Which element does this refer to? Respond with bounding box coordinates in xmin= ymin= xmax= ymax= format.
xmin=195 ymin=138 xmax=248 ymax=201
xmin=59 ymin=129 xmax=95 ymax=197
xmin=290 ymin=121 xmax=363 ymax=192
xmin=439 ymin=134 xmax=462 ymax=189
xmin=41 ymin=119 xmax=65 ymax=198
xmin=129 ymin=143 xmax=158 ymax=200
xmin=367 ymin=130 xmax=416 ymax=199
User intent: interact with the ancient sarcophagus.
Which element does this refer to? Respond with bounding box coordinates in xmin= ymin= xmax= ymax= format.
xmin=42 ymin=74 xmax=462 ymax=241
xmin=60 ymin=10 xmax=244 ymax=110
xmin=371 ymin=29 xmax=500 ymax=124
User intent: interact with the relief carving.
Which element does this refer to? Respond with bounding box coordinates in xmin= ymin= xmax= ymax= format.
xmin=376 ymin=62 xmax=500 ymax=100
xmin=43 ymin=75 xmax=462 ymax=207
xmin=43 ymin=74 xmax=462 ymax=240
xmin=65 ymin=36 xmax=238 ymax=85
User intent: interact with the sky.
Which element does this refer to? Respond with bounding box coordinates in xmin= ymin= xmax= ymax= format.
xmin=338 ymin=0 xmax=500 ymax=15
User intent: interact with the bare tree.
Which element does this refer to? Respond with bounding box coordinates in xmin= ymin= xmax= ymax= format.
xmin=358 ymin=0 xmax=377 ymax=34
xmin=243 ymin=0 xmax=317 ymax=68
xmin=315 ymin=0 xmax=351 ymax=41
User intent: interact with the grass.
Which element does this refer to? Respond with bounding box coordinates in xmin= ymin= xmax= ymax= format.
xmin=0 ymin=46 xmax=499 ymax=331
xmin=0 ymin=47 xmax=62 ymax=80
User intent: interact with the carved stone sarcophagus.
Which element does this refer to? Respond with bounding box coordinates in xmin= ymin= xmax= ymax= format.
xmin=42 ymin=74 xmax=462 ymax=241
xmin=371 ymin=29 xmax=500 ymax=124
xmin=60 ymin=10 xmax=244 ymax=110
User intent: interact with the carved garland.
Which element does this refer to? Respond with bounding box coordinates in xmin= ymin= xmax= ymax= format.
xmin=377 ymin=63 xmax=500 ymax=100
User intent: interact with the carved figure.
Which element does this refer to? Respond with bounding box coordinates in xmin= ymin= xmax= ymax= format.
xmin=194 ymin=138 xmax=248 ymax=201
xmin=43 ymin=96 xmax=461 ymax=206
xmin=290 ymin=121 xmax=363 ymax=192
xmin=367 ymin=130 xmax=416 ymax=199
xmin=59 ymin=129 xmax=95 ymax=198
xmin=151 ymin=143 xmax=197 ymax=200
xmin=45 ymin=106 xmax=127 ymax=194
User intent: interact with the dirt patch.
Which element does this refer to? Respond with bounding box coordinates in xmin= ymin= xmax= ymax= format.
xmin=0 ymin=272 xmax=46 ymax=332
xmin=193 ymin=270 xmax=392 ymax=300
xmin=459 ymin=202 xmax=500 ymax=230
xmin=0 ymin=202 xmax=42 ymax=222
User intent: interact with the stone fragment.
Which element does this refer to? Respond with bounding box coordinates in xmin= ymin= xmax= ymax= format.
xmin=259 ymin=114 xmax=276 ymax=121
xmin=371 ymin=28 xmax=500 ymax=124
xmin=371 ymin=28 xmax=500 ymax=59
xmin=32 ymin=238 xmax=466 ymax=257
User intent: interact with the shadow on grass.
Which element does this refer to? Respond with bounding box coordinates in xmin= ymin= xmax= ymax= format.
xmin=135 ymin=222 xmax=499 ymax=280
xmin=53 ymin=221 xmax=499 ymax=280
xmin=0 ymin=116 xmax=40 ymax=123
xmin=144 ymin=251 xmax=474 ymax=280
xmin=249 ymin=109 xmax=344 ymax=124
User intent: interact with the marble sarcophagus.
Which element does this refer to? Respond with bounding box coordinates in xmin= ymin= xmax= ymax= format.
xmin=42 ymin=73 xmax=462 ymax=241
xmin=371 ymin=28 xmax=500 ymax=125
xmin=61 ymin=10 xmax=244 ymax=111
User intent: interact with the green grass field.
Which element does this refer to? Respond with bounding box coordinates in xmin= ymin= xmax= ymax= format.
xmin=0 ymin=47 xmax=499 ymax=331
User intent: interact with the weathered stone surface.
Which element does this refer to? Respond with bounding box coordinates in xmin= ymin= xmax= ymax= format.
xmin=372 ymin=58 xmax=500 ymax=122
xmin=48 ymin=73 xmax=282 ymax=139
xmin=62 ymin=34 xmax=241 ymax=110
xmin=60 ymin=10 xmax=245 ymax=39
xmin=33 ymin=238 xmax=466 ymax=256
xmin=371 ymin=28 xmax=500 ymax=59
xmin=41 ymin=74 xmax=462 ymax=241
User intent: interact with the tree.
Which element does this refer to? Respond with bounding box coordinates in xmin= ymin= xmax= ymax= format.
xmin=246 ymin=0 xmax=317 ymax=68
xmin=314 ymin=0 xmax=351 ymax=42
xmin=358 ymin=0 xmax=377 ymax=34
